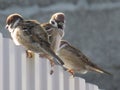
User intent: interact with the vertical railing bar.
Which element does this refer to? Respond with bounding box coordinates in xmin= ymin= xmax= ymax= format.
xmin=46 ymin=60 xmax=53 ymax=90
xmin=15 ymin=46 xmax=22 ymax=90
xmin=74 ymin=77 xmax=80 ymax=90
xmin=58 ymin=66 xmax=64 ymax=90
xmin=21 ymin=49 xmax=27 ymax=90
xmin=74 ymin=77 xmax=86 ymax=90
xmin=35 ymin=54 xmax=42 ymax=90
xmin=40 ymin=58 xmax=47 ymax=90
xmin=3 ymin=38 xmax=10 ymax=90
xmin=26 ymin=54 xmax=35 ymax=90
xmin=63 ymin=71 xmax=70 ymax=90
xmin=86 ymin=83 xmax=99 ymax=90
xmin=0 ymin=33 xmax=3 ymax=90
xmin=9 ymin=39 xmax=16 ymax=90
xmin=69 ymin=77 xmax=75 ymax=90
xmin=51 ymin=66 xmax=60 ymax=90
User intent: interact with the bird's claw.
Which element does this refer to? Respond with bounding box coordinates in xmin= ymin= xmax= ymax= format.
xmin=67 ymin=69 xmax=75 ymax=76
xmin=50 ymin=69 xmax=54 ymax=75
xmin=26 ymin=50 xmax=35 ymax=58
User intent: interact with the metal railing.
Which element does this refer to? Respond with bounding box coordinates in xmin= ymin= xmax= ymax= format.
xmin=0 ymin=33 xmax=102 ymax=90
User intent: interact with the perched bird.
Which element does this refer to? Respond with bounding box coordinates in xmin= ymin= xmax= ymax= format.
xmin=26 ymin=12 xmax=65 ymax=59
xmin=40 ymin=12 xmax=65 ymax=75
xmin=5 ymin=13 xmax=64 ymax=66
xmin=58 ymin=40 xmax=111 ymax=76
xmin=41 ymin=12 xmax=65 ymax=52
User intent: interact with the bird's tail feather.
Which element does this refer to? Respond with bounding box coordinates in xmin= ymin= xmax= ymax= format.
xmin=46 ymin=48 xmax=64 ymax=65
xmin=88 ymin=66 xmax=112 ymax=76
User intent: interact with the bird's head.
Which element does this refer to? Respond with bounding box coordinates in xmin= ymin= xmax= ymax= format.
xmin=5 ymin=13 xmax=23 ymax=32
xmin=49 ymin=12 xmax=65 ymax=30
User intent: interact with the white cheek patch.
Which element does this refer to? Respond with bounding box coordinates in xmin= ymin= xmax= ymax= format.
xmin=8 ymin=24 xmax=14 ymax=32
xmin=7 ymin=19 xmax=20 ymax=33
xmin=49 ymin=19 xmax=57 ymax=27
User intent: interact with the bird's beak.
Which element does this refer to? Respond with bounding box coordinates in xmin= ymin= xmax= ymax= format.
xmin=58 ymin=22 xmax=64 ymax=30
xmin=58 ymin=24 xmax=63 ymax=29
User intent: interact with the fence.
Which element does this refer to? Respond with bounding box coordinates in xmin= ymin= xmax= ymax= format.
xmin=0 ymin=32 xmax=103 ymax=90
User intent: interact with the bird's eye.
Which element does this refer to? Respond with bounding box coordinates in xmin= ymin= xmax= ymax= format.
xmin=51 ymin=21 xmax=55 ymax=24
xmin=49 ymin=20 xmax=57 ymax=27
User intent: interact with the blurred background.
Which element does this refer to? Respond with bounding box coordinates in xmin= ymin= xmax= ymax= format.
xmin=1 ymin=0 xmax=120 ymax=90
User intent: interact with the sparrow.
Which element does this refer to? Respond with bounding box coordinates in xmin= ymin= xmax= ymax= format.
xmin=5 ymin=13 xmax=64 ymax=66
xmin=41 ymin=12 xmax=65 ymax=52
xmin=58 ymin=40 xmax=112 ymax=76
xmin=26 ymin=12 xmax=65 ymax=59
xmin=40 ymin=12 xmax=65 ymax=75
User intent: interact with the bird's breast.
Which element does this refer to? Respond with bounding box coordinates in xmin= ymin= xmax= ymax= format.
xmin=11 ymin=28 xmax=33 ymax=47
xmin=11 ymin=28 xmax=21 ymax=45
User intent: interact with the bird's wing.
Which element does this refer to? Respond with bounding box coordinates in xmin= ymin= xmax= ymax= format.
xmin=66 ymin=42 xmax=111 ymax=75
xmin=41 ymin=23 xmax=54 ymax=31
xmin=31 ymin=31 xmax=64 ymax=65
